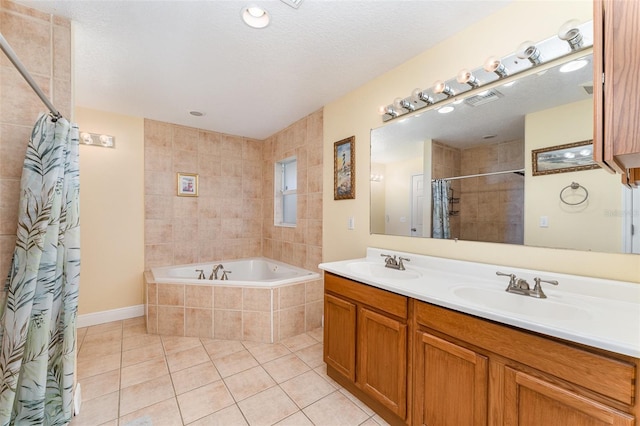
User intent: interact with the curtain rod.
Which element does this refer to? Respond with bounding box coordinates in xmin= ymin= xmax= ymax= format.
xmin=432 ymin=168 xmax=525 ymax=182
xmin=0 ymin=32 xmax=61 ymax=119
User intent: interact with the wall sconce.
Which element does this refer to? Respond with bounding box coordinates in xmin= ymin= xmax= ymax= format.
xmin=80 ymin=131 xmax=116 ymax=148
xmin=411 ymin=88 xmax=434 ymax=105
xmin=393 ymin=97 xmax=415 ymax=112
xmin=516 ymin=41 xmax=542 ymax=65
xmin=558 ymin=19 xmax=583 ymax=51
xmin=483 ymin=56 xmax=509 ymax=78
xmin=434 ymin=80 xmax=455 ymax=97
xmin=456 ymin=69 xmax=479 ymax=88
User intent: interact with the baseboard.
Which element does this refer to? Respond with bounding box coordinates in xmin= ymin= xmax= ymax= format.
xmin=77 ymin=305 xmax=145 ymax=328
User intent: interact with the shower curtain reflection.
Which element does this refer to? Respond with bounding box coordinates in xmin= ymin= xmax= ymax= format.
xmin=432 ymin=179 xmax=451 ymax=239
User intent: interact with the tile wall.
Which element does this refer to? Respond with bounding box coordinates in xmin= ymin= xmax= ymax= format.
xmin=0 ymin=1 xmax=72 ymax=284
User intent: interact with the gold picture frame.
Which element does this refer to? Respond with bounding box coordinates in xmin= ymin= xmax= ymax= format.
xmin=334 ymin=136 xmax=355 ymax=200
xmin=177 ymin=172 xmax=199 ymax=197
xmin=532 ymin=140 xmax=600 ymax=176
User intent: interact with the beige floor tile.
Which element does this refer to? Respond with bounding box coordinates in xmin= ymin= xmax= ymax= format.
xmin=162 ymin=335 xmax=202 ymax=354
xmin=237 ymin=386 xmax=299 ymax=426
xmin=77 ymin=352 xmax=121 ymax=380
xmin=303 ymin=391 xmax=369 ymax=426
xmin=340 ymin=388 xmax=375 ymax=416
xmin=120 ymin=357 xmax=169 ymax=388
xmin=371 ymin=414 xmax=391 ymax=425
xmin=122 ymin=341 xmax=165 ymax=367
xmin=78 ymin=340 xmax=122 ymax=358
xmin=172 ymin=361 xmax=221 ymax=395
xmin=224 ymin=366 xmax=276 ymax=401
xmin=123 ymin=315 xmax=146 ymax=327
xmin=307 ymin=327 xmax=323 ymax=343
xmin=294 ymin=342 xmax=324 ymax=368
xmin=262 ymin=353 xmax=310 ymax=384
xmin=274 ymin=411 xmax=314 ymax=425
xmin=123 ymin=323 xmax=148 ymax=338
xmin=86 ymin=321 xmax=123 ymax=336
xmin=118 ymin=397 xmax=183 ymax=426
xmin=166 ymin=345 xmax=210 ymax=373
xmin=119 ymin=375 xmax=175 ymax=416
xmin=280 ymin=370 xmax=335 ymax=409
xmin=202 ymin=339 xmax=245 ymax=359
xmin=77 ymin=327 xmax=88 ymax=348
xmin=360 ymin=418 xmax=384 ymax=426
xmin=245 ymin=342 xmax=291 ymax=364
xmin=79 ymin=369 xmax=120 ymax=402
xmin=187 ymin=404 xmax=248 ymax=426
xmin=122 ymin=333 xmax=162 ymax=351
xmin=313 ymin=364 xmax=340 ymax=388
xmin=177 ymin=380 xmax=235 ymax=424
xmin=83 ymin=328 xmax=123 ymax=345
xmin=70 ymin=390 xmax=119 ymax=426
xmin=280 ymin=333 xmax=316 ymax=352
xmin=213 ymin=349 xmax=259 ymax=378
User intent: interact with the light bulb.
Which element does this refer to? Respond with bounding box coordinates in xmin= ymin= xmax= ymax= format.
xmin=516 ymin=41 xmax=541 ymax=65
xmin=558 ymin=19 xmax=583 ymax=50
xmin=411 ymin=88 xmax=434 ymax=105
xmin=483 ymin=56 xmax=509 ymax=78
xmin=457 ymin=69 xmax=479 ymax=88
xmin=434 ymin=80 xmax=454 ymax=97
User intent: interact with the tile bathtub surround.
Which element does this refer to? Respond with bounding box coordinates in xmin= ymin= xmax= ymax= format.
xmin=144 ymin=108 xmax=323 ymax=274
xmin=72 ymin=317 xmax=390 ymax=426
xmin=145 ymin=275 xmax=324 ymax=342
xmin=0 ymin=1 xmax=72 ymax=281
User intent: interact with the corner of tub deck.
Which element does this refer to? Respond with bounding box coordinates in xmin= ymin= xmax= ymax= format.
xmin=144 ymin=271 xmax=156 ymax=283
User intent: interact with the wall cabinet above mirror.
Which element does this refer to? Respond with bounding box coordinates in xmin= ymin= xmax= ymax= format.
xmin=370 ymin=20 xmax=640 ymax=254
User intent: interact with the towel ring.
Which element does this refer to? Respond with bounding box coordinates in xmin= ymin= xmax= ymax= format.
xmin=559 ymin=182 xmax=588 ymax=205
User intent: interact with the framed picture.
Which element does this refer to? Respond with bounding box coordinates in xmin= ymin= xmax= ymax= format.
xmin=334 ymin=136 xmax=355 ymax=200
xmin=177 ymin=172 xmax=199 ymax=197
xmin=532 ymin=140 xmax=600 ymax=176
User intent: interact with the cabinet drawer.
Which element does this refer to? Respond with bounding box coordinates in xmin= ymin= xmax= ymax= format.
xmin=324 ymin=272 xmax=408 ymax=319
xmin=415 ymin=301 xmax=636 ymax=405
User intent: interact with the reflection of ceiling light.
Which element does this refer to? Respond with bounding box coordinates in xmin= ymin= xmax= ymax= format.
xmin=559 ymin=59 xmax=588 ymax=73
xmin=503 ymin=81 xmax=517 ymax=87
xmin=564 ymin=152 xmax=576 ymax=159
xmin=452 ymin=99 xmax=464 ymax=105
xmin=438 ymin=106 xmax=454 ymax=114
xmin=579 ymin=148 xmax=592 ymax=156
xmin=241 ymin=5 xmax=270 ymax=28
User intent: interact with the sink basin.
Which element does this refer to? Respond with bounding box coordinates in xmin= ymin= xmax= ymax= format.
xmin=347 ymin=261 xmax=421 ymax=280
xmin=452 ymin=286 xmax=592 ymax=321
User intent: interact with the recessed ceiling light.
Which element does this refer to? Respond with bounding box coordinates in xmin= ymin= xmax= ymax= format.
xmin=560 ymin=59 xmax=588 ymax=73
xmin=242 ymin=5 xmax=270 ymax=29
xmin=438 ymin=106 xmax=454 ymax=114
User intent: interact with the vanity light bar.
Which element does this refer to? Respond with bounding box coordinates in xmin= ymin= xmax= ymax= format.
xmin=379 ymin=20 xmax=593 ymax=122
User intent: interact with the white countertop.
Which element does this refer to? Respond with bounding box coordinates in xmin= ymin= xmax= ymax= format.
xmin=319 ymin=247 xmax=640 ymax=358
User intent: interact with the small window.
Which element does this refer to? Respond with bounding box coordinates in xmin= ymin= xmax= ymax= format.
xmin=275 ymin=157 xmax=297 ymax=226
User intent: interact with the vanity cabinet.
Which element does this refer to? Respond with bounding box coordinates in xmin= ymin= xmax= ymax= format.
xmin=594 ymin=0 xmax=640 ymax=184
xmin=414 ymin=301 xmax=638 ymax=426
xmin=323 ymin=272 xmax=408 ymax=424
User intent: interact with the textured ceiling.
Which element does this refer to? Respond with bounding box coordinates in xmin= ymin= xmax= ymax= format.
xmin=18 ymin=0 xmax=512 ymax=139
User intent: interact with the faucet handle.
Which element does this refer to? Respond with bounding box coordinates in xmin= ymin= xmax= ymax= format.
xmin=496 ymin=271 xmax=517 ymax=285
xmin=398 ymin=257 xmax=410 ymax=270
xmin=221 ymin=270 xmax=232 ymax=280
xmin=532 ymin=277 xmax=558 ymax=298
xmin=195 ymin=269 xmax=205 ymax=280
xmin=381 ymin=253 xmax=397 ymax=264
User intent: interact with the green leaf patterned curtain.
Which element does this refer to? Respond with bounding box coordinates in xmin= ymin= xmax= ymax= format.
xmin=0 ymin=113 xmax=80 ymax=425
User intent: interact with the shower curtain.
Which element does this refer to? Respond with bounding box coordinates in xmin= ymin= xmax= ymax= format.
xmin=432 ymin=179 xmax=451 ymax=239
xmin=0 ymin=113 xmax=80 ymax=425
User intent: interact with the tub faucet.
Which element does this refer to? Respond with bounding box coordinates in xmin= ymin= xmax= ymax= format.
xmin=195 ymin=269 xmax=205 ymax=280
xmin=210 ymin=264 xmax=224 ymax=280
xmin=221 ymin=270 xmax=232 ymax=280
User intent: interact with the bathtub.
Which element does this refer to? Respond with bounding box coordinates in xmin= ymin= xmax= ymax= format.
xmin=151 ymin=257 xmax=319 ymax=286
xmin=145 ymin=257 xmax=323 ymax=343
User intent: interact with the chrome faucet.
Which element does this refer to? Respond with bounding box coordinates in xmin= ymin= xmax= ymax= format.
xmin=497 ymin=271 xmax=559 ymax=299
xmin=210 ymin=264 xmax=224 ymax=280
xmin=195 ymin=269 xmax=205 ymax=280
xmin=381 ymin=253 xmax=410 ymax=270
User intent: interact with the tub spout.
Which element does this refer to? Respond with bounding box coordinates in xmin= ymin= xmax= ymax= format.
xmin=210 ymin=264 xmax=224 ymax=280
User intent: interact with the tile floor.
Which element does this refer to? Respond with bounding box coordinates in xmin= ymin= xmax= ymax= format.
xmin=71 ymin=316 xmax=389 ymax=426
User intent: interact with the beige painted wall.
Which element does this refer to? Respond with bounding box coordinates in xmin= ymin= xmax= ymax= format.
xmin=323 ymin=0 xmax=640 ymax=282
xmin=75 ymin=107 xmax=145 ymax=314
xmin=524 ymin=99 xmax=622 ymax=252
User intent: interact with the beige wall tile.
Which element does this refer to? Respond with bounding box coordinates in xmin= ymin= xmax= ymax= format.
xmin=280 ymin=283 xmax=305 ymax=309
xmin=214 ymin=286 xmax=242 ymax=309
xmin=157 ymin=284 xmax=184 ymax=306
xmin=242 ymin=288 xmax=271 ymax=312
xmin=214 ymin=309 xmax=242 ymax=340
xmin=185 ymin=284 xmax=213 ymax=308
xmin=279 ymin=306 xmax=305 ymax=339
xmin=305 ymin=300 xmax=323 ymax=331
xmin=185 ymin=307 xmax=213 ymax=338
xmin=157 ymin=306 xmax=184 ymax=336
xmin=242 ymin=311 xmax=271 ymax=343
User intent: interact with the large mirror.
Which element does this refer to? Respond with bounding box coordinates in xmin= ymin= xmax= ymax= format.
xmin=371 ymin=47 xmax=639 ymax=254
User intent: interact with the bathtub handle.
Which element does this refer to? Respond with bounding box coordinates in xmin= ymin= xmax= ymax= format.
xmin=221 ymin=270 xmax=232 ymax=281
xmin=195 ymin=269 xmax=205 ymax=280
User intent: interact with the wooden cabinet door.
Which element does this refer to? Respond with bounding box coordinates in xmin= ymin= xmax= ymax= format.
xmin=356 ymin=306 xmax=407 ymax=418
xmin=413 ymin=331 xmax=488 ymax=426
xmin=324 ymin=293 xmax=356 ymax=381
xmin=504 ymin=367 xmax=635 ymax=426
